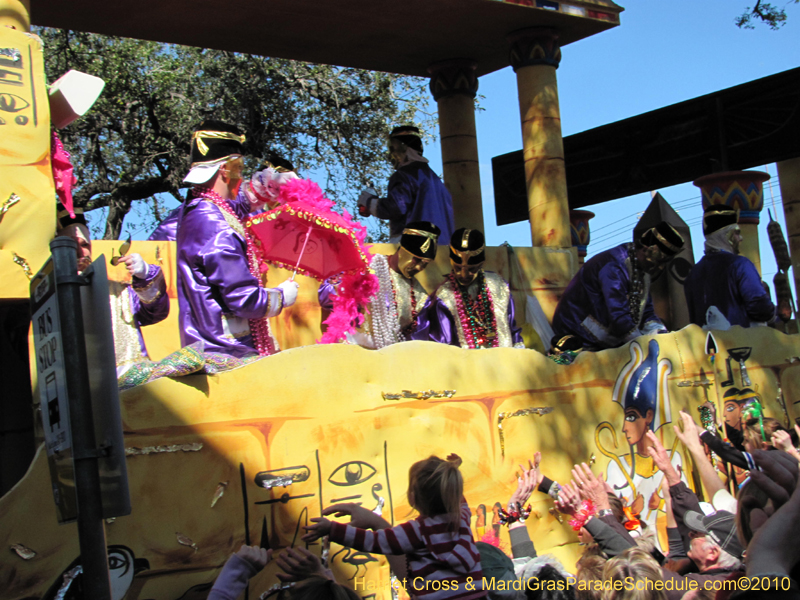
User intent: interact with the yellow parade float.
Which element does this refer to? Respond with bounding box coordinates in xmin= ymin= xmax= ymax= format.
xmin=2 ymin=1 xmax=800 ymax=599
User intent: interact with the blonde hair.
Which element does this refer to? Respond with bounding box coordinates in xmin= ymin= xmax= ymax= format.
xmin=407 ymin=455 xmax=463 ymax=532
xmin=743 ymin=417 xmax=785 ymax=451
xmin=601 ymin=548 xmax=666 ymax=600
xmin=575 ymin=554 xmax=606 ymax=600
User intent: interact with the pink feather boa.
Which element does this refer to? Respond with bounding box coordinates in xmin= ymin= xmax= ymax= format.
xmin=275 ymin=179 xmax=378 ymax=344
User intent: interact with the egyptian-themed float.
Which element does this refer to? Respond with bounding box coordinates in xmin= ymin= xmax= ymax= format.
xmin=3 ymin=0 xmax=800 ymax=599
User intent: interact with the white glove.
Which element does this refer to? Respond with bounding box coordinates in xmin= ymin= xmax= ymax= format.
xmin=357 ymin=188 xmax=377 ymax=207
xmin=277 ymin=280 xmax=300 ymax=308
xmin=121 ymin=253 xmax=149 ymax=279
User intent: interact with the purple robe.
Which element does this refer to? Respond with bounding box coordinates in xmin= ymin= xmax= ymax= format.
xmin=551 ymin=243 xmax=664 ymax=351
xmin=112 ymin=264 xmax=170 ymax=375
xmin=684 ymin=251 xmax=775 ymax=328
xmin=377 ymin=162 xmax=454 ymax=242
xmin=413 ymin=271 xmax=523 ymax=348
xmin=176 ymin=191 xmax=282 ymax=357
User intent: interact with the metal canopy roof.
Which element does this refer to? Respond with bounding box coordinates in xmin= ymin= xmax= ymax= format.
xmin=30 ymin=0 xmax=622 ymax=78
xmin=493 ymin=66 xmax=800 ymax=226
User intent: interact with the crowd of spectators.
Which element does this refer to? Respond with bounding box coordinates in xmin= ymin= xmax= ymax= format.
xmin=207 ymin=413 xmax=800 ymax=600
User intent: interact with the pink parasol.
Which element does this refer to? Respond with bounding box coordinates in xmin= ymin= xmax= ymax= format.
xmin=246 ymin=179 xmax=372 ymax=281
xmin=246 ymin=179 xmax=378 ymax=344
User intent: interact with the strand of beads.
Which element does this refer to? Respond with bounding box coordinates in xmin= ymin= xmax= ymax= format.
xmin=450 ymin=273 xmax=499 ymax=349
xmin=396 ymin=282 xmax=418 ymax=340
xmin=370 ymin=255 xmax=402 ymax=348
xmin=627 ymin=244 xmax=644 ymax=326
xmin=196 ymin=187 xmax=276 ymax=356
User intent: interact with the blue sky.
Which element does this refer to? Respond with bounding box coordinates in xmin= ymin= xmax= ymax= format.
xmin=419 ymin=0 xmax=799 ymax=282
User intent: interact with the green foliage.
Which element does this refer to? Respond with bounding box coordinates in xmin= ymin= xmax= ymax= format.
xmin=736 ymin=0 xmax=797 ymax=29
xmin=37 ymin=28 xmax=433 ymax=241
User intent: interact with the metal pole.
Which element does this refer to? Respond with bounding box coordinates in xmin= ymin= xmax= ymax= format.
xmin=50 ymin=238 xmax=112 ymax=600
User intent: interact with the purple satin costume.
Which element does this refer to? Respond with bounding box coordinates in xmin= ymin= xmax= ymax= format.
xmin=377 ymin=162 xmax=454 ymax=242
xmin=551 ymin=243 xmax=663 ymax=351
xmin=176 ymin=190 xmax=280 ymax=358
xmin=413 ymin=272 xmax=523 ymax=347
xmin=684 ymin=251 xmax=775 ymax=327
xmin=128 ymin=264 xmax=170 ymax=355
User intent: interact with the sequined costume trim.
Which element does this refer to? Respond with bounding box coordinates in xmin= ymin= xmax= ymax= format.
xmin=437 ymin=272 xmax=513 ymax=348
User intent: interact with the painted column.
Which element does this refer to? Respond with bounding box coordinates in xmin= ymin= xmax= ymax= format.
xmin=569 ymin=209 xmax=594 ymax=265
xmin=428 ymin=59 xmax=483 ymax=232
xmin=0 ymin=0 xmax=30 ymax=30
xmin=778 ymin=158 xmax=800 ymax=296
xmin=694 ymin=170 xmax=768 ymax=275
xmin=508 ymin=28 xmax=569 ymax=248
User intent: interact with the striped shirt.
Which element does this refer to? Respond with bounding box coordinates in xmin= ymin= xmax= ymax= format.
xmin=329 ymin=502 xmax=486 ymax=600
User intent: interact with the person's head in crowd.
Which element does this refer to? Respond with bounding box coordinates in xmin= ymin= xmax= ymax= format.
xmin=682 ymin=510 xmax=743 ymax=571
xmin=601 ymin=548 xmax=666 ymax=600
xmin=449 ymin=228 xmax=485 ymax=287
xmin=407 ymin=454 xmax=463 ymax=532
xmin=184 ymin=119 xmax=246 ymax=199
xmin=390 ymin=221 xmax=441 ymax=279
xmin=702 ymin=204 xmax=741 ymax=255
xmin=633 ymin=221 xmax=684 ymax=276
xmin=478 ymin=541 xmax=525 ymax=600
xmin=742 ymin=416 xmax=783 ymax=452
xmin=574 ymin=554 xmax=606 ymax=600
xmin=388 ymin=125 xmax=424 ymax=168
xmin=680 ymin=589 xmax=716 ymax=600
xmin=55 ymin=203 xmax=92 ymax=272
xmin=518 ymin=556 xmax=574 ymax=600
xmin=282 ymin=576 xmax=360 ymax=600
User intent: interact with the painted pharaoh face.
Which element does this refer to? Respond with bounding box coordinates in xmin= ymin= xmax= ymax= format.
xmin=622 ymin=408 xmax=653 ymax=446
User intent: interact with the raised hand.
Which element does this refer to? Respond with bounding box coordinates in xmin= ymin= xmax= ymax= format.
xmin=234 ymin=545 xmax=272 ymax=571
xmin=301 ymin=517 xmax=332 ymax=543
xmin=275 ymin=547 xmax=330 ymax=582
xmin=571 ymin=463 xmax=611 ymax=511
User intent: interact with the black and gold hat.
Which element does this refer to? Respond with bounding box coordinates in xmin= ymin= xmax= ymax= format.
xmin=638 ymin=221 xmax=684 ymax=256
xmin=703 ymin=204 xmax=739 ymax=236
xmin=263 ymin=150 xmax=296 ymax=174
xmin=449 ymin=228 xmax=485 ymax=265
xmin=401 ymin=221 xmax=441 ymax=260
xmin=390 ymin=125 xmax=423 ymax=154
xmin=184 ymin=120 xmax=245 ymax=184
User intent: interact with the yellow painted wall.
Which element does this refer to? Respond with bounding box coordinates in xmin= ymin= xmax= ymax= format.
xmin=6 ymin=324 xmax=800 ymax=600
xmin=0 ymin=27 xmax=55 ymax=299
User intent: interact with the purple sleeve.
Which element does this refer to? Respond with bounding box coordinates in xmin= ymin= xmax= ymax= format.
xmin=318 ymin=280 xmax=336 ymax=311
xmin=598 ymin=262 xmax=639 ymax=338
xmin=411 ymin=297 xmax=458 ymax=346
xmin=130 ymin=264 xmax=169 ymax=326
xmin=230 ymin=189 xmax=252 ymax=222
xmin=507 ymin=288 xmax=523 ymax=345
xmin=735 ymin=258 xmax=776 ymax=322
xmin=208 ymin=554 xmax=259 ymax=600
xmin=201 ymin=227 xmax=271 ymax=320
xmin=376 ymin=171 xmax=412 ymax=222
